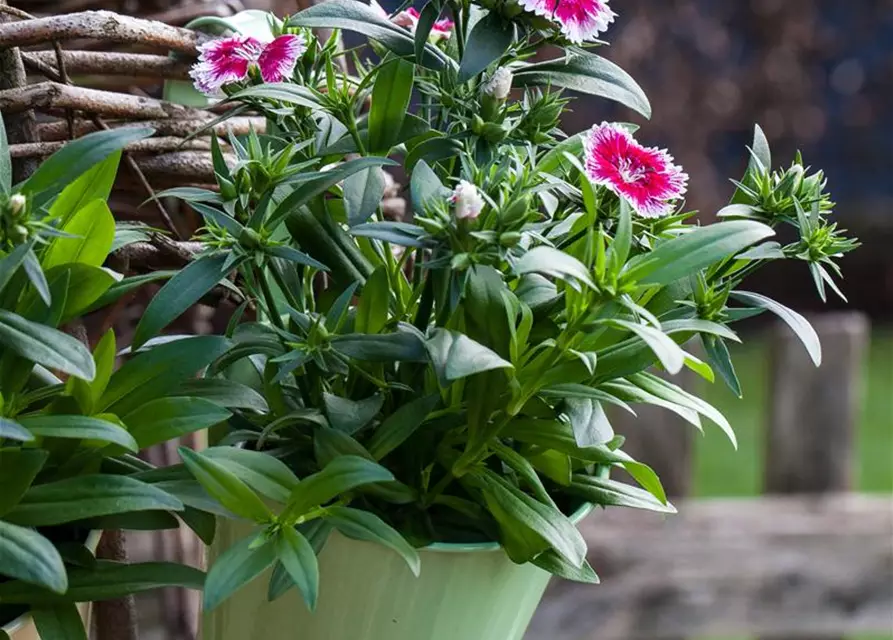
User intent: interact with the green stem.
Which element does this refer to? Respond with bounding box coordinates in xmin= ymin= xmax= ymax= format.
xmin=255 ymin=264 xmax=286 ymax=331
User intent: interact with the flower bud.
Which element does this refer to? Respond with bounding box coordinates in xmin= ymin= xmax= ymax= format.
xmin=481 ymin=68 xmax=513 ymax=122
xmin=450 ymin=180 xmax=485 ymax=221
xmin=481 ymin=68 xmax=513 ymax=101
xmin=8 ymin=194 xmax=26 ymax=217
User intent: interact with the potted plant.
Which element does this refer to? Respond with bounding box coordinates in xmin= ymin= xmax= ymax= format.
xmin=0 ymin=124 xmax=244 ymax=638
xmin=142 ymin=2 xmax=857 ymax=638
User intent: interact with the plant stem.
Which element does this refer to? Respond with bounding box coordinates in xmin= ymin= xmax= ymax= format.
xmin=255 ymin=263 xmax=286 ymax=331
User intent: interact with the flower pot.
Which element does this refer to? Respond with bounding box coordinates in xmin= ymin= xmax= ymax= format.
xmin=0 ymin=531 xmax=102 ymax=640
xmin=202 ymin=505 xmax=592 ymax=640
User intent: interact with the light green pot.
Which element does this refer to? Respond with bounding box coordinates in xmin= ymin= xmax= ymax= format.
xmin=203 ymin=505 xmax=592 ymax=640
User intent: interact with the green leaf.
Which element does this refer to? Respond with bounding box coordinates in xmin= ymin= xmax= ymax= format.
xmin=22 ymin=248 xmax=51 ymax=308
xmin=170 ymin=378 xmax=269 ymax=413
xmin=702 ymin=334 xmax=742 ymax=397
xmin=67 ymin=329 xmax=115 ymax=414
xmin=287 ymin=0 xmax=450 ymax=70
xmin=0 ymin=561 xmax=205 ymax=604
xmin=622 ymin=221 xmax=774 ymax=286
xmin=83 ymin=270 xmax=175 ymax=314
xmin=532 ymin=549 xmax=599 ymax=584
xmin=47 ymin=150 xmax=120 ymax=225
xmin=22 ymin=127 xmax=154 ymax=207
xmin=564 ymin=397 xmax=614 ymax=447
xmin=731 ymin=291 xmax=821 ymax=366
xmin=284 ymin=456 xmax=394 ymax=519
xmin=629 ymin=371 xmax=736 ymax=448
xmin=368 ymin=57 xmax=415 ymax=154
xmin=331 ymin=330 xmax=427 ymax=362
xmin=179 ymin=447 xmax=272 ymax=523
xmin=607 ymin=319 xmax=685 ymax=375
xmin=0 ymin=521 xmax=67 ymax=593
xmin=204 ymin=534 xmax=275 ymax=612
xmin=270 ymin=157 xmax=397 ymax=229
xmin=51 ymin=264 xmax=116 ymax=324
xmin=343 ymin=167 xmax=386 ymax=226
xmin=0 ymin=449 xmax=47 ymax=516
xmin=274 ymin=526 xmax=319 ymax=611
xmin=267 ymin=520 xmax=331 ymax=602
xmin=202 ymin=447 xmax=300 ymax=504
xmin=458 ymin=11 xmax=514 ymax=82
xmin=224 ymin=83 xmax=320 ymax=109
xmin=0 ymin=310 xmax=95 ymax=380
xmin=0 ymin=417 xmax=34 ymax=442
xmin=6 ymin=475 xmax=183 ymax=526
xmin=366 ymin=394 xmax=439 ymax=460
xmin=122 ymin=397 xmax=232 ymax=449
xmin=32 ymin=604 xmax=88 ymax=640
xmin=17 ymin=415 xmax=138 ymax=452
xmin=750 ymin=123 xmax=771 ymax=172
xmin=515 ymin=246 xmax=595 ymax=289
xmin=0 ymin=242 xmax=31 ymax=297
xmin=323 ymin=392 xmax=383 ymax=435
xmin=99 ymin=335 xmax=231 ymax=416
xmin=514 ymin=52 xmax=651 ymax=119
xmin=132 ymin=253 xmax=236 ymax=349
xmin=349 ymin=221 xmax=428 ymax=247
xmin=0 ymin=112 xmax=10 ymax=194
xmin=325 ymin=506 xmax=420 ymax=576
xmin=426 ymin=329 xmax=513 ymax=386
xmin=467 ymin=468 xmax=587 ymax=566
xmin=410 ymin=159 xmax=448 ymax=214
xmin=354 ymin=266 xmax=389 ymax=334
xmin=568 ymin=475 xmax=676 ymax=513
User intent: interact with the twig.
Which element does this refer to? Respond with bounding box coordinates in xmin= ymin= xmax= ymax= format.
xmin=25 ymin=50 xmax=192 ymax=79
xmin=0 ymin=81 xmax=205 ymax=118
xmin=36 ymin=115 xmax=266 ymax=141
xmin=0 ymin=1 xmax=38 ymax=181
xmin=9 ymin=136 xmax=213 ymax=158
xmin=0 ymin=10 xmax=207 ymax=54
xmin=114 ymin=237 xmax=204 ymax=265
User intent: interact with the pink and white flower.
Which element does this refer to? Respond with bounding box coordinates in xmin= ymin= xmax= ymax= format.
xmin=450 ymin=180 xmax=485 ymax=220
xmin=517 ymin=0 xmax=616 ymax=44
xmin=370 ymin=1 xmax=454 ymax=41
xmin=190 ymin=34 xmax=306 ymax=96
xmin=583 ymin=122 xmax=689 ymax=218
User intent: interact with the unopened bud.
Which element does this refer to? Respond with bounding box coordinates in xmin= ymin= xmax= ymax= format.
xmin=481 ymin=68 xmax=513 ymax=101
xmin=450 ymin=180 xmax=484 ymax=221
xmin=8 ymin=194 xmax=26 ymax=216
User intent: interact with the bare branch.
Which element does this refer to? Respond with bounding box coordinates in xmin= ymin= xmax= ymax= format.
xmin=0 ymin=10 xmax=207 ymax=54
xmin=36 ymin=115 xmax=266 ymax=142
xmin=25 ymin=50 xmax=192 ymax=79
xmin=134 ymin=151 xmax=234 ymax=182
xmin=10 ymin=136 xmax=213 ymax=158
xmin=0 ymin=81 xmax=207 ymax=118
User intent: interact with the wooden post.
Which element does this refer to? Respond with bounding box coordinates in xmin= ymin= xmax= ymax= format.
xmin=762 ymin=311 xmax=869 ymax=640
xmin=94 ymin=531 xmax=139 ymax=640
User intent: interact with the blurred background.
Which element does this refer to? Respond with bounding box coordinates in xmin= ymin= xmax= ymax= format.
xmin=12 ymin=0 xmax=892 ymax=639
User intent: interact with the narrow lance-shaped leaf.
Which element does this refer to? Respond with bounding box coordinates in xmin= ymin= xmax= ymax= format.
xmin=368 ymin=57 xmax=414 ymax=154
xmin=0 ymin=310 xmax=95 ymax=380
xmin=731 ymin=290 xmax=821 ymax=366
xmin=0 ymin=521 xmax=67 ymax=594
xmin=179 ymin=447 xmax=272 ymax=523
xmin=325 ymin=506 xmax=420 ymax=576
xmin=132 ymin=253 xmax=237 ymax=350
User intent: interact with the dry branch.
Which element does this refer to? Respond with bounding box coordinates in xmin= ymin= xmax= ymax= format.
xmin=0 ymin=81 xmax=205 ymax=118
xmin=25 ymin=50 xmax=192 ymax=79
xmin=135 ymin=150 xmax=234 ymax=182
xmin=10 ymin=136 xmax=213 ymax=158
xmin=36 ymin=115 xmax=266 ymax=142
xmin=0 ymin=10 xmax=207 ymax=54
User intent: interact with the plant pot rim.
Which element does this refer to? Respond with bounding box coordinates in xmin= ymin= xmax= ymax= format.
xmin=0 ymin=530 xmax=102 ymax=636
xmin=420 ymin=502 xmax=594 ymax=554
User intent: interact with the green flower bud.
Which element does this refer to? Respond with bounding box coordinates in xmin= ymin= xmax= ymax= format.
xmin=499 ymin=231 xmax=522 ymax=247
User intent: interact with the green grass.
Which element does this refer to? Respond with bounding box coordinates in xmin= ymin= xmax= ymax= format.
xmin=692 ymin=327 xmax=893 ymax=640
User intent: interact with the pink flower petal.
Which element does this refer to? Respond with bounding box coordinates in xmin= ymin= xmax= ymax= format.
xmin=258 ymin=34 xmax=306 ymax=84
xmin=392 ymin=8 xmax=419 ymax=28
xmin=190 ymin=36 xmax=264 ymax=96
xmin=583 ymin=122 xmax=689 ymax=218
xmin=430 ymin=18 xmax=454 ymax=40
xmin=517 ymin=0 xmax=615 ymax=44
